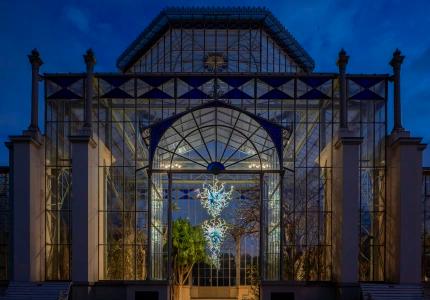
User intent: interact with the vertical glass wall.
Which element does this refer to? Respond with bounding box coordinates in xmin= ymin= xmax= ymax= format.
xmin=97 ymin=92 xmax=149 ymax=280
xmin=129 ymin=29 xmax=300 ymax=73
xmin=0 ymin=167 xmax=9 ymax=280
xmin=45 ymin=77 xmax=84 ymax=280
xmin=348 ymin=77 xmax=387 ymax=281
xmin=264 ymin=173 xmax=280 ymax=280
xmin=282 ymin=80 xmax=336 ymax=281
xmin=423 ymin=169 xmax=430 ymax=281
xmin=149 ymin=172 xmax=168 ymax=280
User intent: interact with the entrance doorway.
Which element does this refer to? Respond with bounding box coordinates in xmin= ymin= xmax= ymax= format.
xmin=171 ymin=172 xmax=260 ymax=287
xmin=148 ymin=103 xmax=284 ymax=298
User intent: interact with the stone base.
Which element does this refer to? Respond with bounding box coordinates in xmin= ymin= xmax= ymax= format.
xmin=71 ymin=281 xmax=170 ymax=300
xmin=336 ymin=283 xmax=360 ymax=300
xmin=260 ymin=281 xmax=336 ymax=300
xmin=70 ymin=281 xmax=361 ymax=300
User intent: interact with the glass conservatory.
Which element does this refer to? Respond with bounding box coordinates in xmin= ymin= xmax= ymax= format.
xmin=4 ymin=6 xmax=427 ymax=300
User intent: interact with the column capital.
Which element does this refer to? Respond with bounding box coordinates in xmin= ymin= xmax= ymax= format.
xmin=28 ymin=49 xmax=43 ymax=69
xmin=334 ymin=134 xmax=363 ymax=149
xmin=390 ymin=49 xmax=405 ymax=71
xmin=83 ymin=48 xmax=96 ymax=70
xmin=389 ymin=131 xmax=427 ymax=151
xmin=69 ymin=135 xmax=97 ymax=148
xmin=337 ymin=48 xmax=349 ymax=71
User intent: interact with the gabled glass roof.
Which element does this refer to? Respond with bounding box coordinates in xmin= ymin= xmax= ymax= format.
xmin=117 ymin=7 xmax=315 ymax=72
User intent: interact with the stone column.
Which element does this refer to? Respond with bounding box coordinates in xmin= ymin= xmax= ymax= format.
xmin=311 ymin=126 xmax=362 ymax=300
xmin=70 ymin=50 xmax=98 ymax=287
xmin=70 ymin=135 xmax=98 ymax=283
xmin=333 ymin=49 xmax=361 ymax=300
xmin=386 ymin=49 xmax=427 ymax=283
xmin=332 ymin=132 xmax=362 ymax=284
xmin=386 ymin=132 xmax=425 ymax=283
xmin=7 ymin=49 xmax=45 ymax=281
xmin=7 ymin=136 xmax=45 ymax=282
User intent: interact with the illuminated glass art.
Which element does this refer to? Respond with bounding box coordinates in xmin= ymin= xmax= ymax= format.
xmin=201 ymin=218 xmax=228 ymax=269
xmin=197 ymin=179 xmax=233 ymax=269
xmin=197 ymin=179 xmax=233 ymax=218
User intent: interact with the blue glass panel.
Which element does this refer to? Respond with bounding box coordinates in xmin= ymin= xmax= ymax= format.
xmin=221 ymin=89 xmax=253 ymax=99
xmin=47 ymin=89 xmax=81 ymax=99
xmin=179 ymin=76 xmax=212 ymax=88
xmin=207 ymin=161 xmax=225 ymax=173
xmin=102 ymin=87 xmax=133 ymax=98
xmin=49 ymin=77 xmax=81 ymax=88
xmin=139 ymin=76 xmax=171 ymax=87
xmin=219 ymin=77 xmax=252 ymax=88
xmin=350 ymin=78 xmax=383 ymax=89
xmin=300 ymin=77 xmax=330 ymax=88
xmin=299 ymin=89 xmax=329 ymax=99
xmin=101 ymin=77 xmax=131 ymax=87
xmin=259 ymin=77 xmax=292 ymax=88
xmin=350 ymin=89 xmax=384 ymax=100
xmin=179 ymin=89 xmax=210 ymax=99
xmin=140 ymin=88 xmax=172 ymax=99
xmin=259 ymin=89 xmax=292 ymax=99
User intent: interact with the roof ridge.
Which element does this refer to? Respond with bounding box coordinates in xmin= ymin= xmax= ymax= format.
xmin=162 ymin=6 xmax=270 ymax=16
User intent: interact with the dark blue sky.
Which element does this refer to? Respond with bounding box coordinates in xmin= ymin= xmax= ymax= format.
xmin=1 ymin=0 xmax=429 ymax=166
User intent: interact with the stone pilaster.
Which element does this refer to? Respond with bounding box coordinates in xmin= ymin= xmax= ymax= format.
xmin=7 ymin=135 xmax=45 ymax=281
xmin=70 ymin=135 xmax=98 ymax=283
xmin=386 ymin=130 xmax=426 ymax=283
xmin=332 ymin=130 xmax=362 ymax=300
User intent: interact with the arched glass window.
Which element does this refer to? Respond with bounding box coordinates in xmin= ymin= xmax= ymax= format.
xmin=153 ymin=106 xmax=280 ymax=172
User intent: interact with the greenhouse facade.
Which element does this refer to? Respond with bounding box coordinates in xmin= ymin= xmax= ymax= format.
xmin=1 ymin=7 xmax=428 ymax=300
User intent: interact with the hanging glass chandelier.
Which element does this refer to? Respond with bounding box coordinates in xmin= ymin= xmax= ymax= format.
xmin=196 ymin=179 xmax=233 ymax=218
xmin=196 ymin=178 xmax=233 ymax=269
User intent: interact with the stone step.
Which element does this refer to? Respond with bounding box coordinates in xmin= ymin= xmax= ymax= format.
xmin=191 ymin=298 xmax=236 ymax=300
xmin=0 ymin=282 xmax=70 ymax=300
xmin=361 ymin=283 xmax=423 ymax=300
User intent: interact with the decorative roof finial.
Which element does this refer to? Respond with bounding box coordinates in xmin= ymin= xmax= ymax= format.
xmin=337 ymin=49 xmax=349 ymax=130
xmin=337 ymin=48 xmax=349 ymax=70
xmin=28 ymin=48 xmax=43 ymax=68
xmin=390 ymin=48 xmax=404 ymax=70
xmin=390 ymin=49 xmax=405 ymax=132
xmin=83 ymin=48 xmax=96 ymax=69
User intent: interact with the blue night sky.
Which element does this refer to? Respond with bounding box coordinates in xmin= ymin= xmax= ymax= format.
xmin=0 ymin=0 xmax=429 ymax=166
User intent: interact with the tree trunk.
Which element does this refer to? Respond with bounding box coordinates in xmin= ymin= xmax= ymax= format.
xmin=235 ymin=237 xmax=241 ymax=286
xmin=174 ymin=284 xmax=191 ymax=300
xmin=174 ymin=285 xmax=183 ymax=300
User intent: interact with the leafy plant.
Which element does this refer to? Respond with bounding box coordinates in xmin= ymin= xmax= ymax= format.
xmin=172 ymin=218 xmax=207 ymax=286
